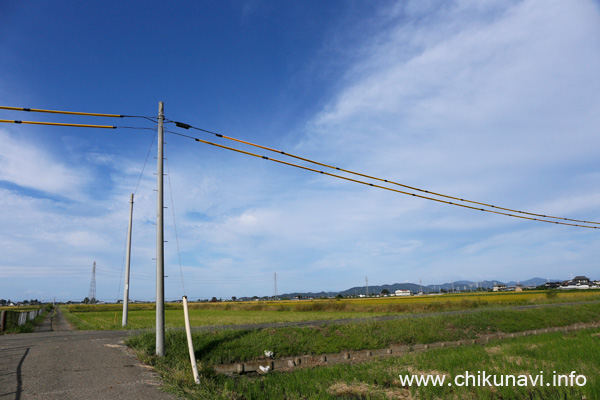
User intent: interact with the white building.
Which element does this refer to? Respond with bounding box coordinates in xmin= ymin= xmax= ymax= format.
xmin=395 ymin=289 xmax=411 ymax=296
xmin=493 ymin=284 xmax=506 ymax=292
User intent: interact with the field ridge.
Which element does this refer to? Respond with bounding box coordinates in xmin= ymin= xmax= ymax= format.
xmin=212 ymin=320 xmax=600 ymax=374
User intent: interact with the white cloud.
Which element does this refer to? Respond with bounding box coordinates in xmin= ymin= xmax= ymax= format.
xmin=306 ymin=0 xmax=600 ymax=177
xmin=233 ymin=0 xmax=600 ymax=288
xmin=0 ymin=129 xmax=88 ymax=198
xmin=3 ymin=0 xmax=600 ymax=300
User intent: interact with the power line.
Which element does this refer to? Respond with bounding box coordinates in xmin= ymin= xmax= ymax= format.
xmin=119 ymin=126 xmax=158 ymax=132
xmin=0 ymin=118 xmax=160 ymax=131
xmin=165 ymin=146 xmax=187 ymax=297
xmin=165 ymin=128 xmax=600 ymax=230
xmin=1 ymin=105 xmax=157 ymax=122
xmin=2 ymin=105 xmax=594 ymax=228
xmin=0 ymin=119 xmax=117 ymax=129
xmin=169 ymin=121 xmax=600 ymax=227
xmin=0 ymin=105 xmax=125 ymax=118
xmin=0 ymin=105 xmax=159 ymax=131
xmin=133 ymin=128 xmax=158 ymax=195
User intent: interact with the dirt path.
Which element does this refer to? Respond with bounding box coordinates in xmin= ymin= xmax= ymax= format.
xmin=0 ymin=307 xmax=177 ymax=400
xmin=33 ymin=307 xmax=72 ymax=333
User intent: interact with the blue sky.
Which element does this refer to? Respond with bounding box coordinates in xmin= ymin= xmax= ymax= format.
xmin=1 ymin=0 xmax=599 ymax=302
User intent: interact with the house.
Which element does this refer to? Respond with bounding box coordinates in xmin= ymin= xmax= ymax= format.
xmin=514 ymin=284 xmax=524 ymax=292
xmin=573 ymin=276 xmax=590 ymax=285
xmin=395 ymin=290 xmax=411 ymax=296
xmin=545 ymin=282 xmax=562 ymax=289
xmin=561 ymin=276 xmax=593 ymax=290
xmin=493 ymin=284 xmax=506 ymax=292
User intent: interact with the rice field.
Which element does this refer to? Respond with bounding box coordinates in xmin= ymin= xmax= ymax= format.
xmin=61 ymin=289 xmax=600 ymax=331
xmin=61 ymin=308 xmax=390 ymax=331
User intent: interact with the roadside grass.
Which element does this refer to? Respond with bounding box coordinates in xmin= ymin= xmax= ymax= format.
xmin=61 ymin=290 xmax=600 ymax=330
xmin=126 ymin=308 xmax=600 ymax=399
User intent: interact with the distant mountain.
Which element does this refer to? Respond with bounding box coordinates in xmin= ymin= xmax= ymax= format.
xmin=339 ymin=283 xmax=423 ymax=297
xmin=276 ymin=291 xmax=339 ymax=299
xmin=506 ymin=277 xmax=559 ymax=287
xmin=276 ymin=277 xmax=566 ymax=299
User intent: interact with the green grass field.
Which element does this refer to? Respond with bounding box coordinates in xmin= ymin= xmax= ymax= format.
xmin=193 ymin=328 xmax=598 ymax=400
xmin=125 ymin=301 xmax=600 ymax=399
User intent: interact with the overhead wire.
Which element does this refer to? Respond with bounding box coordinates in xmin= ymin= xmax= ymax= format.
xmin=0 ymin=106 xmax=162 ymax=298
xmin=116 ymin=128 xmax=159 ymax=302
xmin=133 ymin=127 xmax=158 ymax=195
xmin=165 ymin=128 xmax=599 ymax=230
xmin=0 ymin=105 xmax=125 ymax=118
xmin=0 ymin=105 xmax=159 ymax=131
xmin=119 ymin=126 xmax=158 ymax=132
xmin=0 ymin=119 xmax=160 ymax=132
xmin=164 ymin=145 xmax=187 ymax=297
xmin=0 ymin=119 xmax=117 ymax=129
xmin=0 ymin=105 xmax=158 ymax=122
xmin=4 ymin=105 xmax=593 ymax=227
xmin=168 ymin=121 xmax=600 ymax=227
xmin=116 ymin=225 xmax=130 ymax=303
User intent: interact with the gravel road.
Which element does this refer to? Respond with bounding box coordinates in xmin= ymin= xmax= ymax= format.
xmin=0 ymin=308 xmax=177 ymax=400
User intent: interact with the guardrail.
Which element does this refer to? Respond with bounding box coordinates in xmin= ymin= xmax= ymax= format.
xmin=0 ymin=307 xmax=46 ymax=332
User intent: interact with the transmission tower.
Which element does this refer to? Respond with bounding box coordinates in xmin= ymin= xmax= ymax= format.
xmin=88 ymin=260 xmax=97 ymax=303
xmin=365 ymin=276 xmax=369 ymax=297
xmin=273 ymin=272 xmax=278 ymax=300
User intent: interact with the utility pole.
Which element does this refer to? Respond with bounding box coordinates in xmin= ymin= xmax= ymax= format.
xmin=88 ymin=261 xmax=97 ymax=303
xmin=273 ymin=272 xmax=278 ymax=300
xmin=365 ymin=276 xmax=369 ymax=297
xmin=122 ymin=193 xmax=134 ymax=327
xmin=156 ymin=101 xmax=165 ymax=356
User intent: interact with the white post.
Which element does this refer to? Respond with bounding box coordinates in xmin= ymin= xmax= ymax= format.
xmin=156 ymin=101 xmax=165 ymax=356
xmin=122 ymin=193 xmax=134 ymax=327
xmin=182 ymin=296 xmax=200 ymax=384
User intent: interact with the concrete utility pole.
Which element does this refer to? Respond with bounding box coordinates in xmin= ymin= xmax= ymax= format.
xmin=122 ymin=193 xmax=134 ymax=327
xmin=88 ymin=261 xmax=97 ymax=303
xmin=156 ymin=101 xmax=165 ymax=356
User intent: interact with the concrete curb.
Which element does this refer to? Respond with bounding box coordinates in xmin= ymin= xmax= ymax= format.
xmin=212 ymin=320 xmax=600 ymax=375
